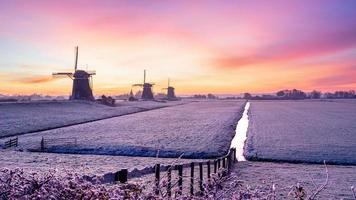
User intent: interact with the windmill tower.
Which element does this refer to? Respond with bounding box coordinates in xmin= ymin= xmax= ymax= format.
xmin=163 ymin=78 xmax=176 ymax=100
xmin=133 ymin=70 xmax=154 ymax=100
xmin=52 ymin=46 xmax=96 ymax=101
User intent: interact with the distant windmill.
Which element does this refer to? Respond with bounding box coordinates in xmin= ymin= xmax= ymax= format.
xmin=162 ymin=78 xmax=177 ymax=100
xmin=133 ymin=70 xmax=154 ymax=100
xmin=52 ymin=46 xmax=96 ymax=101
xmin=128 ymin=87 xmax=138 ymax=101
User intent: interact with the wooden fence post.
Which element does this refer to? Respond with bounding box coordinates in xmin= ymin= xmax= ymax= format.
xmin=227 ymin=152 xmax=230 ymax=173
xmin=223 ymin=157 xmax=226 ymax=168
xmin=218 ymin=159 xmax=221 ymax=169
xmin=167 ymin=166 xmax=172 ymax=198
xmin=233 ymin=148 xmax=237 ymax=163
xmin=207 ymin=161 xmax=211 ymax=179
xmin=178 ymin=165 xmax=183 ymax=195
xmin=40 ymin=137 xmax=44 ymax=151
xmin=115 ymin=169 xmax=128 ymax=183
xmin=190 ymin=162 xmax=194 ymax=196
xmin=227 ymin=150 xmax=232 ymax=173
xmin=155 ymin=164 xmax=160 ymax=195
xmin=199 ymin=162 xmax=203 ymax=192
xmin=214 ymin=160 xmax=217 ymax=173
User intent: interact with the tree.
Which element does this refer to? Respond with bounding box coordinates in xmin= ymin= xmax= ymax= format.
xmin=276 ymin=90 xmax=286 ymax=97
xmin=243 ymin=93 xmax=252 ymax=99
xmin=207 ymin=93 xmax=217 ymax=99
xmin=310 ymin=90 xmax=321 ymax=99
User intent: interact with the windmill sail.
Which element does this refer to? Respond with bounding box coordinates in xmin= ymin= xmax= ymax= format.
xmin=74 ymin=46 xmax=78 ymax=71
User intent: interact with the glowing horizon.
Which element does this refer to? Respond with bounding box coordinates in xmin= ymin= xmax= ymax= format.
xmin=1 ymin=0 xmax=356 ymax=96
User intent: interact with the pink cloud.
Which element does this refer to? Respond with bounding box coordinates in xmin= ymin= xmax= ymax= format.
xmin=211 ymin=27 xmax=356 ymax=69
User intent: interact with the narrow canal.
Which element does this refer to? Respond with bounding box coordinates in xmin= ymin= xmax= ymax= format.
xmin=230 ymin=101 xmax=250 ymax=161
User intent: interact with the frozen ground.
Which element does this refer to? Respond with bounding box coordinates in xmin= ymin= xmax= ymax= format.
xmin=3 ymin=100 xmax=245 ymax=158
xmin=224 ymin=161 xmax=356 ymax=199
xmin=0 ymin=100 xmax=187 ymax=138
xmin=0 ymin=149 xmax=204 ymax=178
xmin=245 ymin=100 xmax=356 ymax=165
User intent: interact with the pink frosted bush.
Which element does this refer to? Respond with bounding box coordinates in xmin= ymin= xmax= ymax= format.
xmin=0 ymin=168 xmax=233 ymax=200
xmin=0 ymin=168 xmax=143 ymax=200
xmin=2 ymin=166 xmax=349 ymax=200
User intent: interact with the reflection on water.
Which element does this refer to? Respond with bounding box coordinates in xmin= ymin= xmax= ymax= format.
xmin=230 ymin=102 xmax=250 ymax=161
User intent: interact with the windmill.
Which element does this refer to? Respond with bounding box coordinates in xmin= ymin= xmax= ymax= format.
xmin=162 ymin=78 xmax=177 ymax=100
xmin=128 ymin=87 xmax=138 ymax=101
xmin=133 ymin=70 xmax=154 ymax=100
xmin=52 ymin=46 xmax=96 ymax=101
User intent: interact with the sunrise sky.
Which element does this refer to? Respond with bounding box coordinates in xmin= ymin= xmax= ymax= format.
xmin=0 ymin=0 xmax=356 ymax=96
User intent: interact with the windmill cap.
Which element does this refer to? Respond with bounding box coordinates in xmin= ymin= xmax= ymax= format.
xmin=73 ymin=70 xmax=91 ymax=78
xmin=143 ymin=83 xmax=154 ymax=86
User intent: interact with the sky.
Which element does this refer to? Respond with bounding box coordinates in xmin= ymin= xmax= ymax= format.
xmin=0 ymin=0 xmax=356 ymax=96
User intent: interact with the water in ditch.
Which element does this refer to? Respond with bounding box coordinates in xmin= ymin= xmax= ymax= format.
xmin=230 ymin=101 xmax=250 ymax=161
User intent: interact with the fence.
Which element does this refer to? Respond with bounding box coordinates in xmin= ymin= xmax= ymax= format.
xmin=4 ymin=137 xmax=18 ymax=149
xmin=114 ymin=147 xmax=237 ymax=197
xmin=40 ymin=137 xmax=77 ymax=151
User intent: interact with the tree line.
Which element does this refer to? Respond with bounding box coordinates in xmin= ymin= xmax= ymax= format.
xmin=244 ymin=89 xmax=356 ymax=100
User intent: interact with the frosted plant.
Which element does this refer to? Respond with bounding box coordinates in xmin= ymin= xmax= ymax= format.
xmin=288 ymin=183 xmax=307 ymax=200
xmin=351 ymin=186 xmax=356 ymax=200
xmin=0 ymin=168 xmax=144 ymax=200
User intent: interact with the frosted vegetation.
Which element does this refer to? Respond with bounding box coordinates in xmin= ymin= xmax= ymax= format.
xmin=0 ymin=100 xmax=186 ymax=138
xmin=0 ymin=168 xmax=240 ymax=200
xmin=245 ymin=99 xmax=356 ymax=165
xmin=2 ymin=163 xmax=355 ymax=199
xmin=216 ymin=161 xmax=356 ymax=199
xmin=7 ymin=101 xmax=245 ymax=158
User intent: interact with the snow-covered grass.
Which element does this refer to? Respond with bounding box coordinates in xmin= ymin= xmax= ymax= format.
xmin=0 ymin=150 xmax=203 ymax=178
xmin=0 ymin=100 xmax=187 ymax=138
xmin=222 ymin=161 xmax=356 ymax=199
xmin=5 ymin=100 xmax=245 ymax=158
xmin=245 ymin=99 xmax=356 ymax=165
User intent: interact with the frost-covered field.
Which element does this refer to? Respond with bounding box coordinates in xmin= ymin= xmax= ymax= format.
xmin=224 ymin=161 xmax=356 ymax=199
xmin=245 ymin=100 xmax=356 ymax=165
xmin=8 ymin=100 xmax=245 ymax=158
xmin=0 ymin=150 xmax=203 ymax=178
xmin=0 ymin=100 xmax=186 ymax=138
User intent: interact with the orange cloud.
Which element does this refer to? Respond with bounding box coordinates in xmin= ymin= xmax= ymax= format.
xmin=15 ymin=75 xmax=54 ymax=84
xmin=310 ymin=66 xmax=356 ymax=87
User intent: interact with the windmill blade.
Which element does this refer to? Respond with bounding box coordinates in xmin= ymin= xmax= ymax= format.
xmin=132 ymin=84 xmax=143 ymax=87
xmin=74 ymin=46 xmax=78 ymax=71
xmin=52 ymin=72 xmax=74 ymax=79
xmin=52 ymin=72 xmax=73 ymax=76
xmin=143 ymin=69 xmax=146 ymax=84
xmin=90 ymin=76 xmax=93 ymax=90
xmin=87 ymin=70 xmax=96 ymax=75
